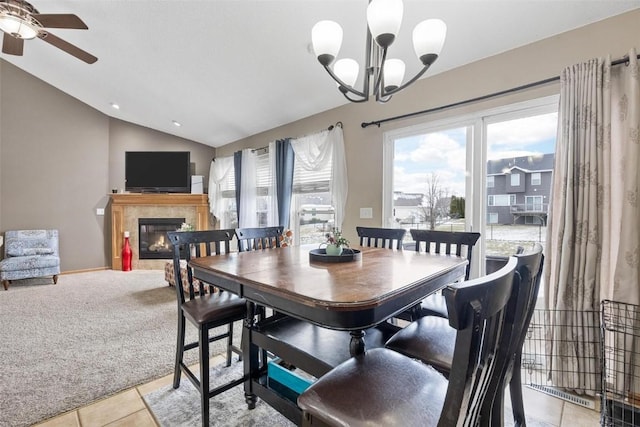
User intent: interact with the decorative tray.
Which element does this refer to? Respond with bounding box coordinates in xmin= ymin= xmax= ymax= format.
xmin=309 ymin=248 xmax=362 ymax=263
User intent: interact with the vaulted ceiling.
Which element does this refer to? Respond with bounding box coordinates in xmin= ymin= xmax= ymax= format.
xmin=1 ymin=0 xmax=638 ymax=147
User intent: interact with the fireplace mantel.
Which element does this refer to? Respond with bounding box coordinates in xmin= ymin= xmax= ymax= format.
xmin=110 ymin=193 xmax=209 ymax=270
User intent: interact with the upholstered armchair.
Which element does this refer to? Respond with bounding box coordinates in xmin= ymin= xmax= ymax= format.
xmin=0 ymin=229 xmax=60 ymax=290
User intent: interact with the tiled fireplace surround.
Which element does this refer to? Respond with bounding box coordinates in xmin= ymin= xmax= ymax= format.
xmin=109 ymin=194 xmax=209 ymax=270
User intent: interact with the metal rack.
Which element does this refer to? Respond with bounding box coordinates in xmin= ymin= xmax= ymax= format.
xmin=602 ymin=300 xmax=640 ymax=426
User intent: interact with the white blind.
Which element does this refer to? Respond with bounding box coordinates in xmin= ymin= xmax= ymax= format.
xmin=292 ymin=151 xmax=332 ymax=193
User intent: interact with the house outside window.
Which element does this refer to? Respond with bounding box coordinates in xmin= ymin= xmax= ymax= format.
xmin=511 ymin=173 xmax=520 ymax=186
xmin=531 ymin=172 xmax=541 ymax=186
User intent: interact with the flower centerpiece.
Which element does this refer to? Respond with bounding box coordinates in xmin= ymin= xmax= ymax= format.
xmin=323 ymin=228 xmax=349 ymax=256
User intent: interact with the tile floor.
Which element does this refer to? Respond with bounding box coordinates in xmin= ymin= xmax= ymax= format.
xmin=33 ymin=353 xmax=600 ymax=427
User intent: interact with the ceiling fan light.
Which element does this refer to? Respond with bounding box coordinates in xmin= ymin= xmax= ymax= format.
xmin=413 ymin=19 xmax=447 ymax=65
xmin=333 ymin=58 xmax=359 ymax=87
xmin=367 ymin=0 xmax=403 ymax=48
xmin=0 ymin=14 xmax=38 ymax=39
xmin=312 ymin=20 xmax=343 ymax=66
xmin=383 ymin=58 xmax=405 ymax=91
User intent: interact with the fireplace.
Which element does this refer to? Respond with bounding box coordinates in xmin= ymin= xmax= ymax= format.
xmin=138 ymin=218 xmax=185 ymax=259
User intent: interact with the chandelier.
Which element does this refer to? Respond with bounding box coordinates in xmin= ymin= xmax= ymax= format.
xmin=311 ymin=0 xmax=446 ymax=103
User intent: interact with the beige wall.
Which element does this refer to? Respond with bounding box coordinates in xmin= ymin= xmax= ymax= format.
xmin=0 ymin=61 xmax=216 ymax=272
xmin=217 ymin=9 xmax=640 ymax=244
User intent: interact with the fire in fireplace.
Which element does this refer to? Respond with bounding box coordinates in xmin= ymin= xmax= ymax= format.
xmin=139 ymin=218 xmax=186 ymax=259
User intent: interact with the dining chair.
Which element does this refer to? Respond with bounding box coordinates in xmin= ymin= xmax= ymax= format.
xmin=297 ymin=257 xmax=518 ymax=427
xmin=403 ymin=229 xmax=481 ymax=319
xmin=166 ymin=230 xmax=246 ymax=427
xmin=235 ymin=226 xmax=284 ymax=252
xmin=385 ymin=244 xmax=544 ymax=427
xmin=356 ymin=226 xmax=406 ymax=249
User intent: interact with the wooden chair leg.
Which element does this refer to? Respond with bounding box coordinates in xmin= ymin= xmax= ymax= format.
xmin=2 ymin=280 xmax=8 ymax=290
xmin=199 ymin=326 xmax=210 ymax=427
xmin=173 ymin=313 xmax=186 ymax=389
xmin=53 ymin=275 xmax=59 ymax=284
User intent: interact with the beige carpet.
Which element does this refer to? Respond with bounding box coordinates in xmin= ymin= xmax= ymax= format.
xmin=0 ymin=270 xmax=241 ymax=427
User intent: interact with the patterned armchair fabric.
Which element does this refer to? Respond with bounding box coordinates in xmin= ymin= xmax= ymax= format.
xmin=0 ymin=229 xmax=61 ymax=290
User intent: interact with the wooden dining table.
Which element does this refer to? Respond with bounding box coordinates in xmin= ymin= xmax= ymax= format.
xmin=190 ymin=244 xmax=467 ymax=423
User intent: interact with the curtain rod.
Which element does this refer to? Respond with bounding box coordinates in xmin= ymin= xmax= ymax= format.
xmin=361 ymin=53 xmax=640 ymax=129
xmin=250 ymin=122 xmax=342 ymax=152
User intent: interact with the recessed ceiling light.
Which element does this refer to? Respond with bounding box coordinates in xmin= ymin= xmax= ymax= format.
xmin=172 ymin=120 xmax=181 ymax=127
xmin=110 ymin=102 xmax=120 ymax=110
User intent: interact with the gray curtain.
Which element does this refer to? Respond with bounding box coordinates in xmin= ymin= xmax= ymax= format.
xmin=545 ymin=49 xmax=640 ymax=395
xmin=275 ymin=139 xmax=294 ymax=228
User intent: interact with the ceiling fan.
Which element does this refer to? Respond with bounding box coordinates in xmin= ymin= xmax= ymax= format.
xmin=0 ymin=0 xmax=96 ymax=64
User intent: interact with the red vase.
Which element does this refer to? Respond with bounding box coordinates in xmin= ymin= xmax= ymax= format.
xmin=122 ymin=231 xmax=133 ymax=271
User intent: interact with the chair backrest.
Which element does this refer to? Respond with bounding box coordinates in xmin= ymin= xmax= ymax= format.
xmin=482 ymin=243 xmax=544 ymax=421
xmin=235 ymin=226 xmax=283 ymax=252
xmin=4 ymin=229 xmax=59 ymax=258
xmin=409 ymin=229 xmax=481 ymax=280
xmin=166 ymin=229 xmax=235 ymax=302
xmin=438 ymin=256 xmax=518 ymax=427
xmin=356 ymin=226 xmax=406 ymax=249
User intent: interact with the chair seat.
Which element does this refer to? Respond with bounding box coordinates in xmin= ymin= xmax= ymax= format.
xmin=182 ymin=292 xmax=246 ymax=325
xmin=297 ymin=348 xmax=448 ymax=427
xmin=0 ymin=255 xmax=60 ymax=271
xmin=419 ymin=294 xmax=448 ymax=318
xmin=385 ymin=316 xmax=455 ymax=374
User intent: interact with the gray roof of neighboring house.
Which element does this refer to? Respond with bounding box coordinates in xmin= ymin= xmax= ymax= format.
xmin=394 ymin=193 xmax=424 ymax=207
xmin=487 ymin=153 xmax=554 ymax=175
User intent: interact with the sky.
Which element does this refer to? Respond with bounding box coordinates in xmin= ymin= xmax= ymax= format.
xmin=393 ymin=112 xmax=558 ymax=197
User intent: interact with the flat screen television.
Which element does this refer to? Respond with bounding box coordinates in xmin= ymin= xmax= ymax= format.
xmin=125 ymin=151 xmax=191 ymax=193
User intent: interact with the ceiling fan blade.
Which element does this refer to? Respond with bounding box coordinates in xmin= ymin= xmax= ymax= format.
xmin=32 ymin=14 xmax=88 ymax=30
xmin=2 ymin=33 xmax=24 ymax=56
xmin=38 ymin=31 xmax=97 ymax=64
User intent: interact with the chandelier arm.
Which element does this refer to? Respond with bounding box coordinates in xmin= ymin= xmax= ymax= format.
xmin=342 ymin=91 xmax=369 ymax=103
xmin=380 ymin=62 xmax=433 ymax=98
xmin=322 ymin=64 xmax=368 ymax=99
xmin=372 ymin=46 xmax=388 ymax=98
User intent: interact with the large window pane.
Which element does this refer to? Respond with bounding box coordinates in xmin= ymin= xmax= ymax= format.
xmin=390 ymin=127 xmax=468 ymax=239
xmin=485 ymin=112 xmax=557 ymax=257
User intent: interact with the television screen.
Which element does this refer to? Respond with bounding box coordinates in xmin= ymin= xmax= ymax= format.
xmin=125 ymin=151 xmax=191 ymax=193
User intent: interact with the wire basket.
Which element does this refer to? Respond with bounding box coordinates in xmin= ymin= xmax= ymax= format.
xmin=601 ymin=300 xmax=640 ymax=426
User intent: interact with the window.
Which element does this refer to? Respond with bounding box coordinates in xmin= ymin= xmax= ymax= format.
xmin=531 ymin=172 xmax=541 ymax=185
xmin=218 ymin=164 xmax=238 ymax=229
xmin=291 ymin=147 xmax=333 ymax=245
xmin=488 ymin=194 xmax=513 ymax=206
xmin=525 ymin=196 xmax=543 ymax=211
xmin=385 ymin=125 xmax=469 ymax=236
xmin=384 ymin=95 xmax=558 ymax=276
xmin=487 ymin=176 xmax=495 ymax=188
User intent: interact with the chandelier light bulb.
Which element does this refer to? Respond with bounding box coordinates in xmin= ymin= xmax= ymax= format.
xmin=0 ymin=14 xmax=38 ymax=39
xmin=367 ymin=0 xmax=403 ymax=48
xmin=413 ymin=19 xmax=447 ymax=65
xmin=383 ymin=58 xmax=405 ymax=91
xmin=312 ymin=20 xmax=343 ymax=66
xmin=334 ymin=58 xmax=360 ymax=88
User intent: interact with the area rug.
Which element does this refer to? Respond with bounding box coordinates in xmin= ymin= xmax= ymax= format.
xmin=0 ymin=270 xmax=241 ymax=427
xmin=144 ymin=360 xmax=294 ymax=426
